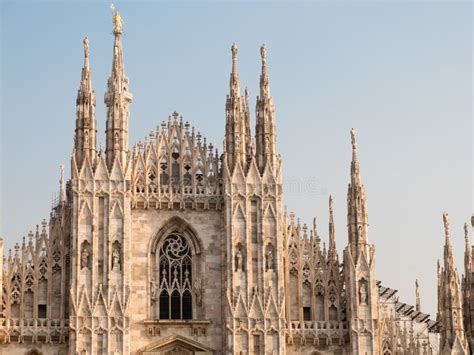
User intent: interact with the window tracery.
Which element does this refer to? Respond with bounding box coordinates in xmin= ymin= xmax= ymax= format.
xmin=157 ymin=234 xmax=193 ymax=320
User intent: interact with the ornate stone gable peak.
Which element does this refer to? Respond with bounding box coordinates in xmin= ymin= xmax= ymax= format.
xmin=130 ymin=113 xmax=222 ymax=210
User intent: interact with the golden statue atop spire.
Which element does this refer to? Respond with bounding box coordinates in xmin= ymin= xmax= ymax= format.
xmin=111 ymin=4 xmax=123 ymax=34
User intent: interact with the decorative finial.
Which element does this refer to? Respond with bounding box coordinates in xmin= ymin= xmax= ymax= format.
xmin=260 ymin=44 xmax=267 ymax=65
xmin=83 ymin=37 xmax=89 ymax=58
xmin=110 ymin=4 xmax=123 ymax=34
xmin=443 ymin=212 xmax=449 ymax=239
xmin=471 ymin=214 xmax=474 ymax=228
xmin=351 ymin=128 xmax=356 ymax=150
xmin=329 ymin=195 xmax=334 ymax=214
xmin=465 ymin=222 xmax=469 ymax=241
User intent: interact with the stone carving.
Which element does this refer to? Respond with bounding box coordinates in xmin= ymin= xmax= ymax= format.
xmin=235 ymin=248 xmax=243 ymax=272
xmin=81 ymin=243 xmax=89 ymax=270
xmin=194 ymin=278 xmax=203 ymax=307
xmin=150 ymin=277 xmax=156 ymax=303
xmin=359 ymin=280 xmax=368 ymax=305
xmin=112 ymin=246 xmax=121 ymax=271
xmin=266 ymin=249 xmax=274 ymax=271
xmin=260 ymin=44 xmax=267 ymax=64
xmin=83 ymin=37 xmax=89 ymax=58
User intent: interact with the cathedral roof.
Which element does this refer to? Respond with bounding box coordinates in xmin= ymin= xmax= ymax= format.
xmin=378 ymin=281 xmax=438 ymax=331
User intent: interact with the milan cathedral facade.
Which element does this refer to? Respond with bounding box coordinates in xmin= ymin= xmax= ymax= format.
xmin=0 ymin=11 xmax=472 ymax=355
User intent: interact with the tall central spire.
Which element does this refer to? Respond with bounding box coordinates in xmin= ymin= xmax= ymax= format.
xmin=104 ymin=7 xmax=133 ymax=170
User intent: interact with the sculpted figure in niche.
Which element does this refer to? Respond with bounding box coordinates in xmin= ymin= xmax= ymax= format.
xmin=235 ymin=135 xmax=240 ymax=151
xmin=150 ymin=277 xmax=156 ymax=303
xmin=112 ymin=247 xmax=121 ymax=271
xmin=81 ymin=245 xmax=89 ymax=270
xmin=359 ymin=280 xmax=368 ymax=305
xmin=194 ymin=278 xmax=203 ymax=307
xmin=266 ymin=249 xmax=274 ymax=271
xmin=235 ymin=248 xmax=243 ymax=271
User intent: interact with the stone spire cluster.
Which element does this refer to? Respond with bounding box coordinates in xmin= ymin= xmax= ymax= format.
xmin=438 ymin=212 xmax=469 ymax=354
xmin=224 ymin=42 xmax=278 ymax=175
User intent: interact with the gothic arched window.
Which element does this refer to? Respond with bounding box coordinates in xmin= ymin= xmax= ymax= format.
xmin=158 ymin=234 xmax=192 ymax=320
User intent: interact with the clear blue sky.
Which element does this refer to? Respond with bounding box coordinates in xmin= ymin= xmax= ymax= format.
xmin=1 ymin=1 xmax=472 ymax=316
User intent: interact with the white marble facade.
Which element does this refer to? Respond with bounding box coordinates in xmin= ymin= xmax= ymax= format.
xmin=1 ymin=10 xmax=471 ymax=355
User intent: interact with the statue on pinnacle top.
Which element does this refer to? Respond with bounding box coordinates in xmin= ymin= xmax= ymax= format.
xmin=111 ymin=4 xmax=123 ymax=34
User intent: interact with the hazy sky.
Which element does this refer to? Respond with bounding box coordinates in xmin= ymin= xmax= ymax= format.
xmin=1 ymin=1 xmax=472 ymax=316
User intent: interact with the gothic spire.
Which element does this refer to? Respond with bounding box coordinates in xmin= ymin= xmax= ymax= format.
xmin=347 ymin=128 xmax=368 ymax=248
xmin=328 ymin=195 xmax=337 ymax=261
xmin=104 ymin=7 xmax=133 ymax=170
xmin=255 ymin=44 xmax=277 ymax=173
xmin=225 ymin=43 xmax=250 ymax=172
xmin=74 ymin=36 xmax=97 ymax=168
xmin=438 ymin=212 xmax=468 ymax=353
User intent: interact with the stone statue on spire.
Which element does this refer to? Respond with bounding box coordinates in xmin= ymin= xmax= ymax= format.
xmin=351 ymin=128 xmax=356 ymax=149
xmin=231 ymin=42 xmax=238 ymax=61
xmin=443 ymin=212 xmax=449 ymax=238
xmin=83 ymin=37 xmax=89 ymax=58
xmin=260 ymin=44 xmax=267 ymax=65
